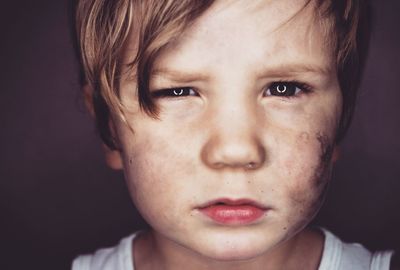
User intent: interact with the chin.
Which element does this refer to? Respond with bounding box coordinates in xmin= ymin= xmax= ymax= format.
xmin=199 ymin=242 xmax=270 ymax=262
xmin=192 ymin=229 xmax=279 ymax=261
xmin=208 ymin=248 xmax=265 ymax=262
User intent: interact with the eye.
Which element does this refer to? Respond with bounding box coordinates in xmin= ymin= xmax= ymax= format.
xmin=152 ymin=87 xmax=198 ymax=98
xmin=264 ymin=81 xmax=309 ymax=97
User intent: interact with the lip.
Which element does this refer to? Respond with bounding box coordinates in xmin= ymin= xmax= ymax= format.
xmin=197 ymin=198 xmax=269 ymax=225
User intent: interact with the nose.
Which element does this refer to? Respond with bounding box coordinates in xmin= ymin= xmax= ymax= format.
xmin=200 ymin=106 xmax=266 ymax=171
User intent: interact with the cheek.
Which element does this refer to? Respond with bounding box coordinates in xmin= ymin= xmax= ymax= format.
xmin=277 ymin=131 xmax=334 ymax=226
xmin=120 ymin=130 xmax=198 ymax=228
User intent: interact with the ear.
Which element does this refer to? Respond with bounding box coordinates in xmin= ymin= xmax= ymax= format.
xmin=332 ymin=145 xmax=340 ymax=163
xmin=83 ymin=85 xmax=124 ymax=170
xmin=102 ymin=141 xmax=124 ymax=170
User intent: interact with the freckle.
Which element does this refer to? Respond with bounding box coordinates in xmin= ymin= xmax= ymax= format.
xmin=129 ymin=158 xmax=133 ymax=164
xmin=300 ymin=132 xmax=310 ymax=141
xmin=283 ymin=227 xmax=287 ymax=230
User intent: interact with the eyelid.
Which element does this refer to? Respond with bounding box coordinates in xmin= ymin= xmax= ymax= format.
xmin=264 ymin=80 xmax=312 ymax=97
xmin=151 ymin=87 xmax=198 ymax=98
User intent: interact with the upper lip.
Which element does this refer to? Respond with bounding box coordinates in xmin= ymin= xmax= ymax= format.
xmin=197 ymin=198 xmax=269 ymax=210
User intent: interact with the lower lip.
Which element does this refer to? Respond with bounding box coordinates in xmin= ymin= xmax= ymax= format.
xmin=199 ymin=205 xmax=266 ymax=225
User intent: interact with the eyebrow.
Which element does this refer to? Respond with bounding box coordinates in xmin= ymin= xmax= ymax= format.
xmin=151 ymin=68 xmax=210 ymax=83
xmin=257 ymin=63 xmax=333 ymax=78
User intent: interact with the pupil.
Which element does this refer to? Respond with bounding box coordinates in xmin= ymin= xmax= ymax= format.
xmin=277 ymin=85 xmax=287 ymax=93
xmin=271 ymin=83 xmax=296 ymax=96
xmin=173 ymin=89 xmax=184 ymax=96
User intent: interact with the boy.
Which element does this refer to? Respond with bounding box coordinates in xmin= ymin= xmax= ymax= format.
xmin=72 ymin=0 xmax=396 ymax=269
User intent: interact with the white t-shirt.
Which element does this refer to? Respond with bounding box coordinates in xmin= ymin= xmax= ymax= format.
xmin=72 ymin=229 xmax=393 ymax=270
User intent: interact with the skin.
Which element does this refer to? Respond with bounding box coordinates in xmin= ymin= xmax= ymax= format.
xmin=95 ymin=0 xmax=343 ymax=269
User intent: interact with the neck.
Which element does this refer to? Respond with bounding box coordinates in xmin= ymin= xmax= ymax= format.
xmin=133 ymin=228 xmax=324 ymax=270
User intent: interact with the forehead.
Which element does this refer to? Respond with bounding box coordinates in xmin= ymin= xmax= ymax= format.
xmin=153 ymin=0 xmax=334 ymax=78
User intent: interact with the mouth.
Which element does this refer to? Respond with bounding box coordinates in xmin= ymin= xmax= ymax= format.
xmin=197 ymin=198 xmax=269 ymax=226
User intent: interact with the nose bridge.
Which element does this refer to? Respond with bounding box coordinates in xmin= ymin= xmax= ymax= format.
xmin=201 ymin=88 xmax=266 ymax=170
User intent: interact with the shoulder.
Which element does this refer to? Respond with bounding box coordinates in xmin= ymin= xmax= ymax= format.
xmin=72 ymin=233 xmax=138 ymax=270
xmin=318 ymin=228 xmax=393 ymax=270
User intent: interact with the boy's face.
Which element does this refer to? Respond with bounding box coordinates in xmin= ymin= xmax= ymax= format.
xmin=113 ymin=0 xmax=341 ymax=261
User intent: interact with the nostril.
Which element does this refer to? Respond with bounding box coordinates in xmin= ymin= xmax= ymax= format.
xmin=213 ymin=162 xmax=225 ymax=169
xmin=245 ymin=162 xmax=257 ymax=170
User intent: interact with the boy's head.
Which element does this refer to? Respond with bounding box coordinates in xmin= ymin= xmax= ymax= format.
xmin=75 ymin=0 xmax=370 ymax=261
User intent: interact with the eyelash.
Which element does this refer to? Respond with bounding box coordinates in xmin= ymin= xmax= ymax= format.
xmin=264 ymin=81 xmax=312 ymax=98
xmin=151 ymin=87 xmax=198 ymax=98
xmin=151 ymin=81 xmax=312 ymax=99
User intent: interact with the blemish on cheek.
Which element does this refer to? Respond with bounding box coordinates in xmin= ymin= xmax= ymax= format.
xmin=282 ymin=131 xmax=336 ymax=232
xmin=305 ymin=132 xmax=335 ymax=208
xmin=312 ymin=132 xmax=335 ymax=186
xmin=300 ymin=132 xmax=310 ymax=142
xmin=316 ymin=132 xmax=334 ymax=165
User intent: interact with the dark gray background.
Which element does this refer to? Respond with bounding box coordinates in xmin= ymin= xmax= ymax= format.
xmin=0 ymin=1 xmax=399 ymax=269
